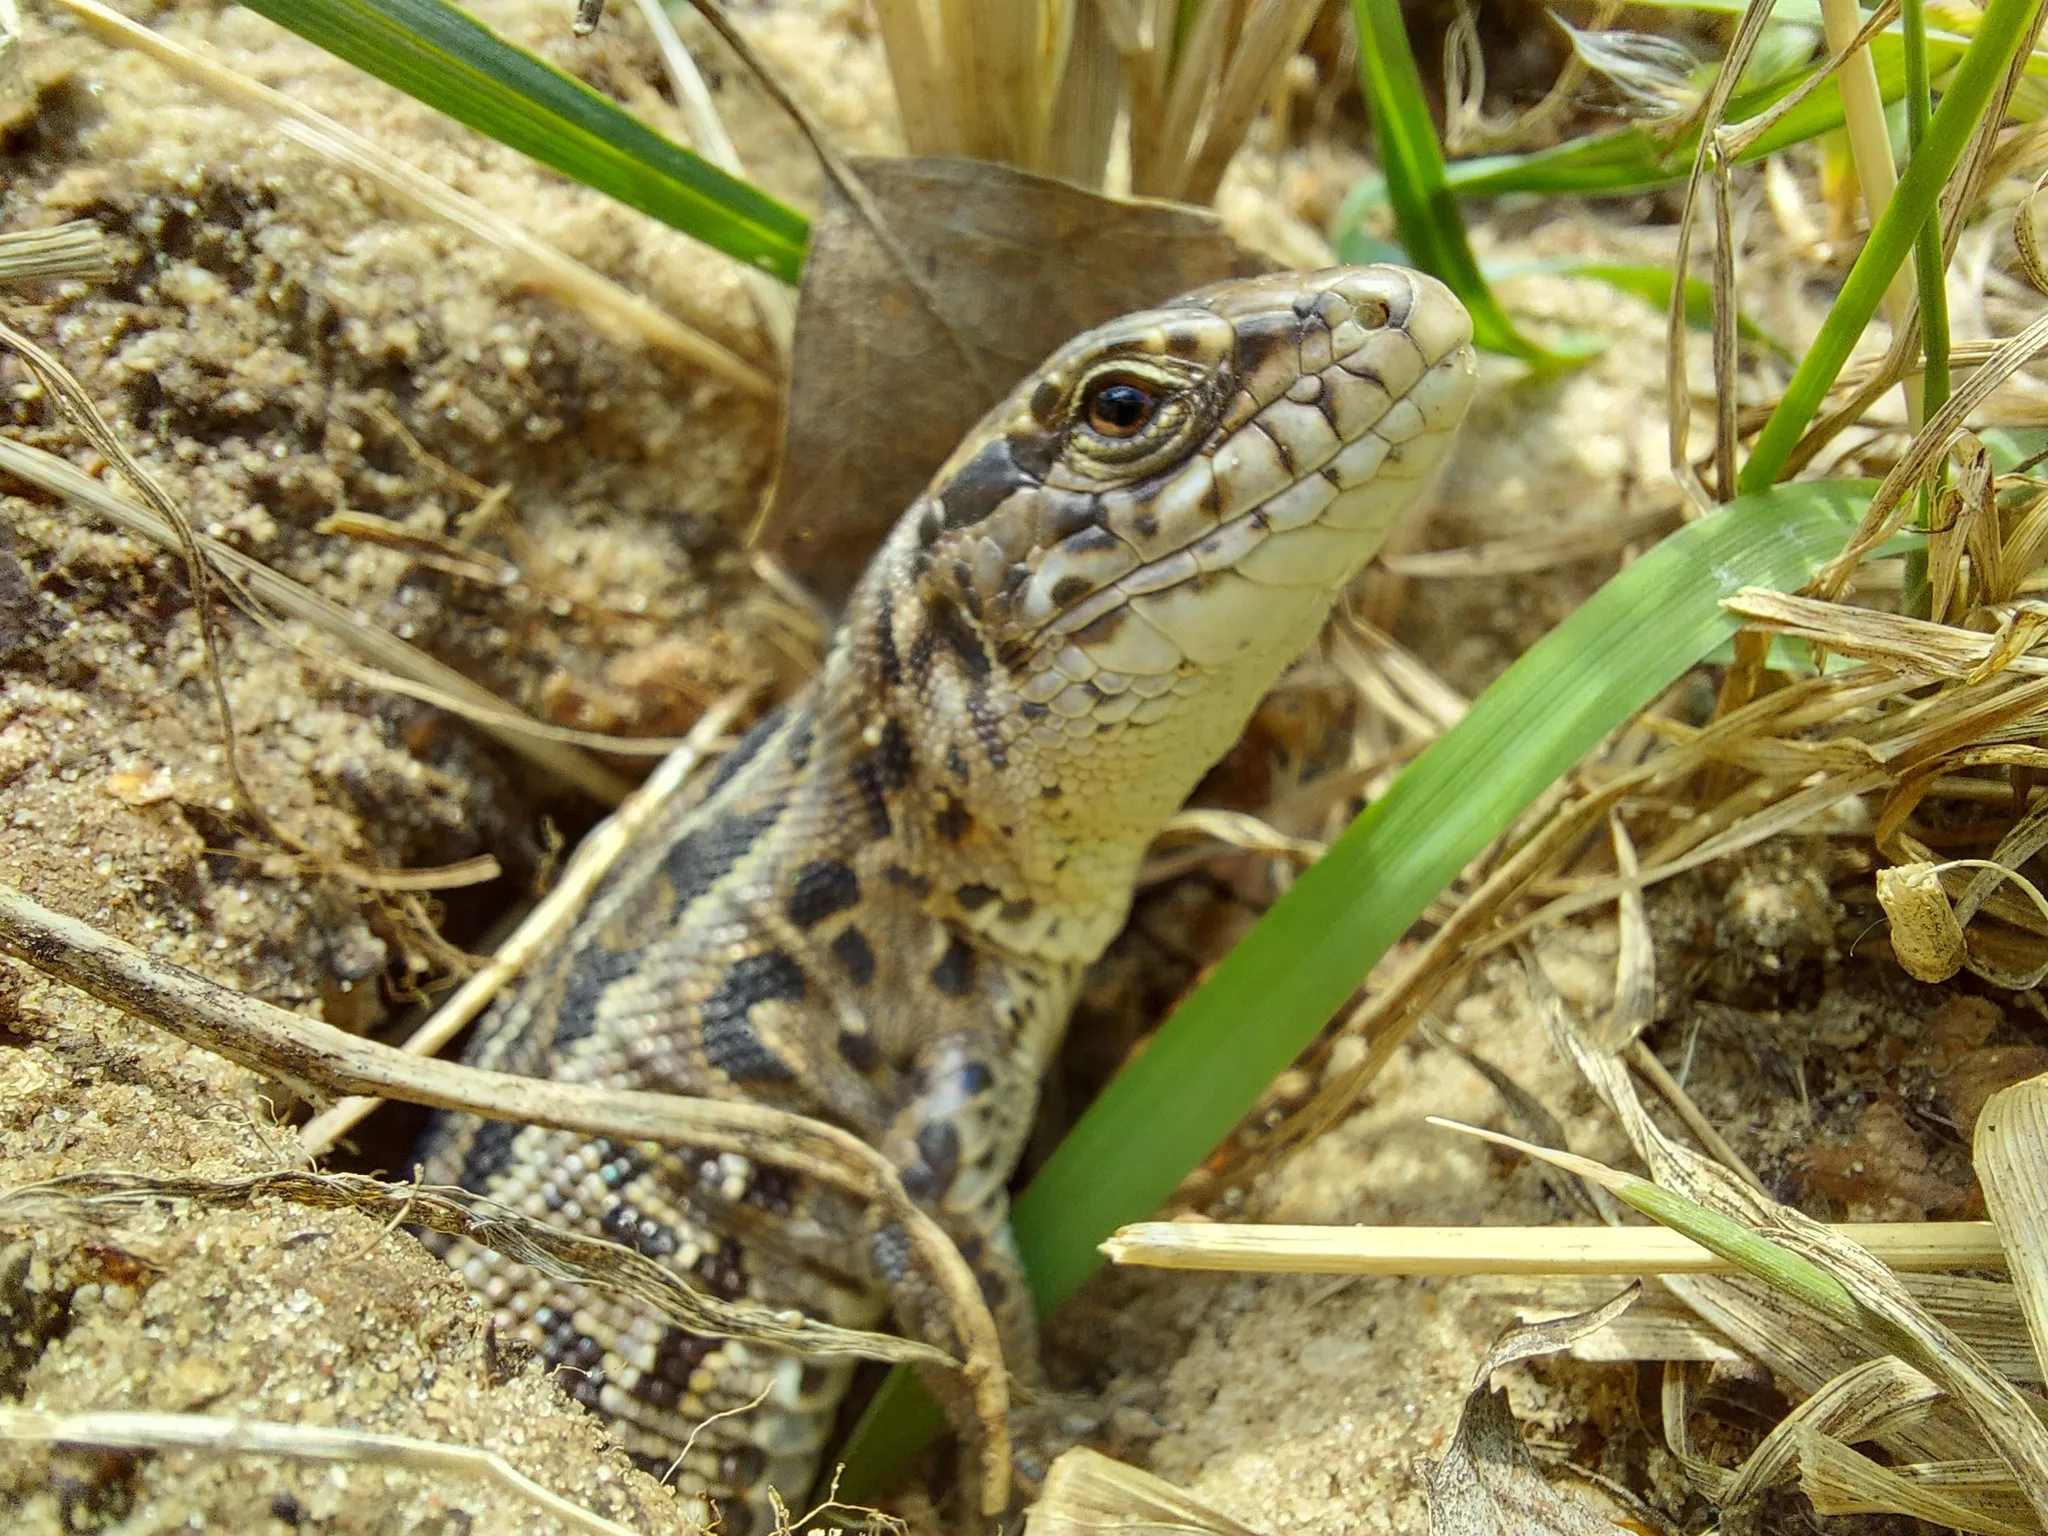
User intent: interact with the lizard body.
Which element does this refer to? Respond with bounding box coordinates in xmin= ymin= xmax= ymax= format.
xmin=418 ymin=266 xmax=1475 ymax=1532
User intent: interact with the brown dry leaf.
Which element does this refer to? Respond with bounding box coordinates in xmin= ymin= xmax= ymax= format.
xmin=1025 ymin=1446 xmax=1267 ymax=1535
xmin=756 ymin=155 xmax=1270 ymax=601
xmin=1423 ymin=1286 xmax=1645 ymax=1536
xmin=1798 ymin=1097 xmax=1978 ymax=1219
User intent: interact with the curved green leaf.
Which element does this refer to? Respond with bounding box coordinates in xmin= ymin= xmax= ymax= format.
xmin=241 ymin=0 xmax=810 ymax=284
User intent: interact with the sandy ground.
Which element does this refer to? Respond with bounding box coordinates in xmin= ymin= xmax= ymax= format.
xmin=0 ymin=3 xmax=2030 ymax=1534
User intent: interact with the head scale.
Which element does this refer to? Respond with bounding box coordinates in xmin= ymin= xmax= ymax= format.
xmin=846 ymin=265 xmax=1477 ymax=961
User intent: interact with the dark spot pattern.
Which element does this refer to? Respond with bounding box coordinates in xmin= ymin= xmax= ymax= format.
xmin=939 ymin=437 xmax=1036 ymax=531
xmin=850 ymin=720 xmax=914 ymax=837
xmin=836 ymin=1026 xmax=880 ymax=1072
xmin=905 ymin=618 xmax=938 ymax=681
xmin=871 ymin=1222 xmax=913 ymax=1283
xmin=718 ymin=1447 xmax=768 ymax=1494
xmin=660 ymin=804 xmax=783 ymax=910
xmin=885 ymin=864 xmax=933 ymax=898
xmin=1074 ymin=608 xmax=1128 ymax=646
xmin=902 ymin=1121 xmax=961 ymax=1201
xmin=705 ymin=707 xmax=783 ymax=794
xmin=784 ymin=709 xmax=814 ymax=770
xmin=786 ymin=859 xmax=859 ymax=928
xmin=927 ymin=592 xmax=989 ymax=678
xmin=700 ymin=951 xmax=804 ymax=1083
xmin=1038 ymin=491 xmax=1098 ymax=544
xmin=930 ymin=938 xmax=975 ymax=998
xmin=829 ymin=926 xmax=876 ymax=985
xmin=544 ymin=938 xmax=652 ymax=1055
xmin=956 ymin=882 xmax=996 ymax=910
xmin=455 ymin=1117 xmax=522 ymax=1188
xmin=874 ymin=608 xmax=903 ymax=687
xmin=934 ymin=794 xmax=973 ymax=843
xmin=697 ymin=1236 xmax=748 ymax=1301
xmin=602 ymin=1199 xmax=679 ymax=1259
xmin=951 ymin=561 xmax=982 ymax=619
xmin=967 ymin=691 xmax=1007 ymax=770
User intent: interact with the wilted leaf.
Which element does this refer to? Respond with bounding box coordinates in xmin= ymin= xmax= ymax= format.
xmin=1424 ymin=1288 xmax=1643 ymax=1536
xmin=1976 ymin=1074 xmax=2048 ymax=1385
xmin=1798 ymin=1431 xmax=2042 ymax=1536
xmin=757 ymin=155 xmax=1269 ymax=602
xmin=1879 ymin=860 xmax=1970 ymax=981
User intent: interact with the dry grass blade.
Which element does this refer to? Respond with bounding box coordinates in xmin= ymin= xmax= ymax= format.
xmin=1180 ymin=0 xmax=1323 ymax=203
xmin=1662 ymin=0 xmax=1783 ymax=514
xmin=872 ymin=0 xmax=1318 ymax=202
xmin=300 ymin=689 xmax=753 ymax=1157
xmin=1815 ymin=312 xmax=2048 ymax=595
xmin=1723 ymin=588 xmax=2048 ymax=678
xmin=1482 ymin=1275 xmax=2043 ymax=1381
xmin=1026 ymin=1446 xmax=1267 ymax=1536
xmin=1665 ymin=1356 xmax=1943 ymax=1508
xmin=0 ymin=435 xmax=633 ymax=801
xmin=1821 ymin=0 xmax=1908 ymax=323
xmin=0 ymin=220 xmax=112 ymax=285
xmin=1798 ymin=1430 xmax=2044 ymax=1536
xmin=1975 ymin=1075 xmax=2048 ymax=1380
xmin=0 ymin=1408 xmax=645 ymax=1536
xmin=1 ymin=1168 xmax=950 ymax=1367
xmin=0 ymin=0 xmax=20 ymax=111
xmin=1520 ymin=968 xmax=2048 ymax=1523
xmin=1102 ymin=1221 xmax=2007 ymax=1276
xmin=0 ymin=884 xmax=1013 ymax=1515
xmin=53 ymin=0 xmax=770 ymax=396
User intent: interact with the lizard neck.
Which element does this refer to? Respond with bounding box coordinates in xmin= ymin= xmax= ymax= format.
xmin=804 ymin=505 xmax=1321 ymax=967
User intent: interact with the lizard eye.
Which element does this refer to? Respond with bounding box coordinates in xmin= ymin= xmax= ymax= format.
xmin=1081 ymin=376 xmax=1159 ymax=439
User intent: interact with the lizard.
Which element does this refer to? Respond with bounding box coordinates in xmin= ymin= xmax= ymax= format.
xmin=416 ymin=265 xmax=1477 ymax=1534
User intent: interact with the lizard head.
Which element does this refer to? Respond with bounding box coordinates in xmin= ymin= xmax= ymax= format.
xmin=851 ymin=265 xmax=1477 ymax=961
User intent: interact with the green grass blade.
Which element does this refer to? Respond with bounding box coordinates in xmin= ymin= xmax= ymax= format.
xmin=1902 ymin=0 xmax=1951 ymax=619
xmin=1347 ymin=0 xmax=1596 ymax=365
xmin=1740 ymin=0 xmax=2042 ymax=492
xmin=241 ymin=0 xmax=809 ymax=284
xmin=836 ymin=479 xmax=1871 ymax=1501
xmin=1333 ymin=25 xmax=1966 ymax=216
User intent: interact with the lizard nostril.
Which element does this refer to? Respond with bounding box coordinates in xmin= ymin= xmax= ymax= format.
xmin=1355 ymin=295 xmax=1392 ymax=328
